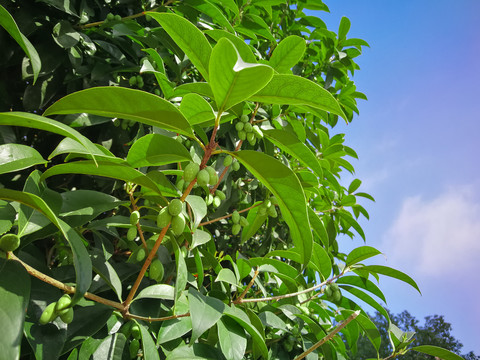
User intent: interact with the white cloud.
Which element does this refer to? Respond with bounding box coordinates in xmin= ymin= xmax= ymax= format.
xmin=381 ymin=185 xmax=480 ymax=277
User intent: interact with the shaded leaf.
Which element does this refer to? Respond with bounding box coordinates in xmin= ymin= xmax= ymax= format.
xmin=188 ymin=288 xmax=225 ymax=343
xmin=217 ymin=317 xmax=247 ymax=360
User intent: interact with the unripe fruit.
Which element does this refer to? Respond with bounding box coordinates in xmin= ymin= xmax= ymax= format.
xmin=113 ymin=118 xmax=121 ymax=127
xmin=129 ymin=339 xmax=140 ymax=359
xmin=324 ymin=285 xmax=333 ymax=297
xmin=232 ymin=224 xmax=241 ymax=235
xmin=130 ymin=210 xmax=140 ymax=225
xmin=244 ymin=122 xmax=253 ymax=132
xmin=263 ymin=199 xmax=272 ymax=208
xmin=232 ymin=210 xmax=240 ymax=224
xmin=136 ymin=248 xmax=146 ymax=262
xmin=239 ymin=216 xmax=249 ymax=227
xmin=246 ymin=132 xmax=255 ymax=143
xmin=131 ymin=324 xmax=141 ymax=339
xmin=154 ymin=88 xmax=161 ymax=96
xmin=270 ymin=196 xmax=278 ymax=205
xmin=238 ymin=130 xmax=246 ymax=140
xmin=60 ymin=307 xmax=74 ymax=324
xmin=136 ymin=76 xmax=144 ymax=88
xmin=240 ymin=115 xmax=249 ymax=123
xmin=268 ymin=206 xmax=278 ymax=218
xmin=223 ymin=155 xmax=233 ymax=167
xmin=39 ymin=302 xmax=57 ymax=325
xmin=127 ymin=226 xmax=137 ymax=241
xmin=184 ymin=139 xmax=192 ymax=148
xmin=176 ymin=179 xmax=185 ymax=190
xmin=232 ymin=161 xmax=240 ymax=171
xmin=258 ymin=207 xmax=267 ymax=216
xmin=157 ymin=207 xmax=172 ymax=228
xmin=183 ymin=162 xmax=200 ymax=183
xmin=106 ymin=13 xmax=115 ymax=21
xmin=55 ymin=294 xmax=72 ymax=312
xmin=213 ymin=196 xmax=221 ymax=208
xmin=168 ymin=199 xmax=183 ymax=217
xmin=205 ymin=166 xmax=218 ymax=185
xmin=0 ymin=233 xmax=20 ymax=252
xmin=196 ymin=169 xmax=209 ymax=186
xmin=332 ymin=290 xmax=342 ymax=302
xmin=215 ymin=190 xmax=226 ymax=201
xmin=149 ymin=258 xmax=164 ymax=282
xmin=114 ymin=15 xmax=121 ymax=21
xmin=171 ymin=214 xmax=186 ymax=236
xmin=129 ymin=76 xmax=137 ymax=86
xmin=205 ymin=193 xmax=214 ymax=206
xmin=253 ymin=125 xmax=263 ymax=138
xmin=235 ymin=122 xmax=244 ymax=131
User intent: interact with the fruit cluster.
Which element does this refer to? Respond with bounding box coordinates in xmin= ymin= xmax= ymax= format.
xmin=39 ymin=294 xmax=74 ymax=325
xmin=119 ymin=321 xmax=143 ymax=359
xmin=258 ymin=197 xmax=278 ymax=218
xmin=105 ymin=13 xmax=122 ymax=22
xmin=231 ymin=210 xmax=249 ymax=235
xmin=323 ymin=282 xmax=342 ymax=302
xmin=157 ymin=199 xmax=185 ymax=235
xmin=128 ymin=75 xmax=144 ymax=88
xmin=235 ymin=115 xmax=263 ymax=146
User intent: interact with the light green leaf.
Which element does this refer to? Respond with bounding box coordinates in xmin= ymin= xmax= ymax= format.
xmin=263 ymin=129 xmax=323 ymax=178
xmin=43 ymin=87 xmax=194 ymax=137
xmin=127 ymin=134 xmax=192 ymax=168
xmin=348 ymin=179 xmax=362 ymax=194
xmin=241 ymin=201 xmax=268 ymax=244
xmin=217 ymin=317 xmax=247 ymax=360
xmin=215 ymin=268 xmax=237 ymax=287
xmin=185 ymin=0 xmax=234 ymax=32
xmin=412 ymin=346 xmax=464 ymax=360
xmin=340 ymin=285 xmax=389 ymax=320
xmin=336 ymin=276 xmax=387 ymax=303
xmin=172 ymin=82 xmax=214 ymax=99
xmin=249 ymin=74 xmax=346 ymax=119
xmin=0 ymin=5 xmax=41 ymax=83
xmin=308 ymin=207 xmax=329 ymax=247
xmin=206 ymin=29 xmax=257 ymax=63
xmin=147 ymin=12 xmax=212 ymax=81
xmin=310 ymin=242 xmax=332 ymax=280
xmin=346 ymin=246 xmax=382 ymax=267
xmin=139 ymin=324 xmax=161 ymax=360
xmin=179 ymin=93 xmax=216 ymax=125
xmin=209 ymin=38 xmax=273 ymax=113
xmin=49 ymin=137 xmax=120 ymax=162
xmin=269 ymin=35 xmax=306 ymax=73
xmin=361 ymin=265 xmax=421 ymax=294
xmin=185 ymin=195 xmax=208 ymax=231
xmin=339 ymin=209 xmax=366 ymax=241
xmin=191 ymin=229 xmax=212 ymax=249
xmin=157 ymin=317 xmax=193 ymax=345
xmin=338 ymin=16 xmax=351 ymax=40
xmin=188 ymin=288 xmax=225 ymax=343
xmin=0 ymin=144 xmax=47 ymax=175
xmin=233 ymin=150 xmax=312 ymax=264
xmin=134 ymin=284 xmax=175 ymax=302
xmin=0 ymin=259 xmax=30 ymax=360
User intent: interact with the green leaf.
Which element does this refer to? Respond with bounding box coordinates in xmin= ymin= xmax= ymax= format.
xmin=0 ymin=144 xmax=47 ymax=175
xmin=91 ymin=333 xmax=127 ymax=360
xmin=206 ymin=29 xmax=257 ymax=63
xmin=209 ymin=38 xmax=273 ymax=113
xmin=338 ymin=16 xmax=351 ymax=40
xmin=157 ymin=317 xmax=193 ymax=345
xmin=217 ymin=317 xmax=247 ymax=360
xmin=240 ymin=202 xmax=268 ymax=244
xmin=0 ymin=200 xmax=16 ymax=235
xmin=310 ymin=242 xmax=332 ymax=280
xmin=0 ymin=259 xmax=30 ymax=360
xmin=147 ymin=12 xmax=212 ymax=81
xmin=335 ymin=276 xmax=387 ymax=303
xmin=263 ymin=129 xmax=323 ymax=178
xmin=139 ymin=324 xmax=161 ymax=360
xmin=191 ymin=229 xmax=212 ymax=249
xmin=411 ymin=346 xmax=465 ymax=360
xmin=0 ymin=5 xmax=41 ymax=83
xmin=346 ymin=246 xmax=382 ymax=267
xmin=0 ymin=112 xmax=100 ymax=162
xmin=340 ymin=285 xmax=389 ymax=320
xmin=215 ymin=268 xmax=238 ymax=287
xmin=172 ymin=82 xmax=214 ymax=99
xmin=91 ymin=254 xmax=123 ymax=302
xmin=48 ymin=137 xmax=119 ymax=162
xmin=43 ymin=87 xmax=194 ymax=137
xmin=233 ymin=150 xmax=312 ymax=264
xmin=41 ymin=161 xmax=176 ymax=197
xmin=0 ymin=189 xmax=91 ymax=304
xmin=348 ymin=179 xmax=362 ymax=194
xmin=188 ymin=288 xmax=225 ymax=343
xmin=185 ymin=195 xmax=208 ymax=231
xmin=360 ymin=265 xmax=421 ymax=294
xmin=134 ymin=284 xmax=175 ymax=302
xmin=249 ymin=74 xmax=346 ymax=119
xmin=348 ymin=311 xmax=381 ymax=352
xmin=339 ymin=209 xmax=366 ymax=241
xmin=179 ymin=93 xmax=216 ymax=125
xmin=308 ymin=207 xmax=329 ymax=247
xmin=173 ymin=240 xmax=188 ymax=305
xmin=269 ymin=35 xmax=306 ymax=73
xmin=127 ymin=134 xmax=192 ymax=168
xmin=185 ymin=0 xmax=234 ymax=32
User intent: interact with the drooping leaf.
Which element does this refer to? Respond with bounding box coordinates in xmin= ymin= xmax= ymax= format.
xmin=411 ymin=345 xmax=465 ymax=360
xmin=188 ymin=288 xmax=225 ymax=343
xmin=209 ymin=38 xmax=273 ymax=113
xmin=147 ymin=12 xmax=212 ymax=81
xmin=217 ymin=317 xmax=247 ymax=360
xmin=360 ymin=265 xmax=421 ymax=294
xmin=269 ymin=35 xmax=306 ymax=73
xmin=191 ymin=229 xmax=212 ymax=249
xmin=0 ymin=144 xmax=47 ymax=175
xmin=335 ymin=275 xmax=387 ymax=303
xmin=43 ymin=87 xmax=194 ymax=137
xmin=249 ymin=74 xmax=346 ymax=119
xmin=232 ymin=150 xmax=312 ymax=264
xmin=215 ymin=268 xmax=237 ymax=287
xmin=185 ymin=0 xmax=234 ymax=32
xmin=139 ymin=324 xmax=161 ymax=360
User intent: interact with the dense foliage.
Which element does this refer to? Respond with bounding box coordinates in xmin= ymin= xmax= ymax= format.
xmin=0 ymin=0 xmax=466 ymax=359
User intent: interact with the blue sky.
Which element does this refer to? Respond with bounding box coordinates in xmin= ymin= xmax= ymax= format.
xmin=316 ymin=0 xmax=480 ymax=354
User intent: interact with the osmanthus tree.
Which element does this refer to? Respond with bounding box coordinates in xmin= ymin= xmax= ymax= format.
xmin=0 ymin=1 xmax=464 ymax=359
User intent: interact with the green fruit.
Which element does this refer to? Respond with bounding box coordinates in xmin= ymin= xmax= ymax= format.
xmin=0 ymin=233 xmax=20 ymax=252
xmin=238 ymin=130 xmax=247 ymax=140
xmin=131 ymin=324 xmax=141 ymax=339
xmin=149 ymin=258 xmax=164 ymax=282
xmin=239 ymin=216 xmax=249 ymax=227
xmin=176 ymin=178 xmax=185 ymax=190
xmin=240 ymin=115 xmax=249 ymax=123
xmin=113 ymin=118 xmax=121 ymax=127
xmin=246 ymin=132 xmax=255 ymax=142
xmin=205 ymin=166 xmax=218 ymax=185
xmin=232 ymin=223 xmax=241 ymax=235
xmin=136 ymin=248 xmax=146 ymax=262
xmin=130 ymin=210 xmax=140 ymax=225
xmin=129 ymin=76 xmax=137 ymax=86
xmin=258 ymin=207 xmax=267 ymax=216
xmin=205 ymin=193 xmax=214 ymax=205
xmin=232 ymin=210 xmax=240 ymax=224
xmin=127 ymin=226 xmax=137 ymax=241
xmin=223 ymin=155 xmax=233 ymax=167
xmin=269 ymin=196 xmax=278 ymax=205
xmin=184 ymin=139 xmax=192 ymax=148
xmin=129 ymin=339 xmax=140 ymax=359
xmin=60 ymin=307 xmax=74 ymax=324
xmin=184 ymin=162 xmax=200 ymax=182
xmin=39 ymin=302 xmax=58 ymax=325
xmin=244 ymin=122 xmax=253 ymax=132
xmin=332 ymin=290 xmax=342 ymax=302
xmin=235 ymin=122 xmax=244 ymax=131
xmin=106 ymin=13 xmax=115 ymax=21
xmin=212 ymin=196 xmax=221 ymax=208
xmin=114 ymin=14 xmax=122 ymax=21
xmin=252 ymin=125 xmax=263 ymax=138
xmin=136 ymin=76 xmax=144 ymax=88
xmin=55 ymin=294 xmax=72 ymax=312
xmin=154 ymin=88 xmax=161 ymax=96
xmin=197 ymin=169 xmax=209 ymax=186
xmin=268 ymin=206 xmax=278 ymax=218
xmin=231 ymin=161 xmax=240 ymax=171
xmin=171 ymin=214 xmax=186 ymax=236
xmin=215 ymin=190 xmax=226 ymax=200
xmin=324 ymin=285 xmax=333 ymax=297
xmin=145 ymin=14 xmax=152 ymax=21
xmin=157 ymin=207 xmax=172 ymax=228
xmin=263 ymin=199 xmax=272 ymax=208
xmin=168 ymin=199 xmax=183 ymax=217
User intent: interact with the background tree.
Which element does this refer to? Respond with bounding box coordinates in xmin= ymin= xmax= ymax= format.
xmin=0 ymin=0 xmax=467 ymax=359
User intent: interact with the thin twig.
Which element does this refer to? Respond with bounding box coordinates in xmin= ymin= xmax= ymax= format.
xmin=198 ymin=202 xmax=261 ymax=226
xmin=127 ymin=312 xmax=190 ymax=322
xmin=233 ymin=268 xmax=259 ymax=304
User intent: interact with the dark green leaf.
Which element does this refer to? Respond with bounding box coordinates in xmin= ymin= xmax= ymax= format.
xmin=217 ymin=317 xmax=247 ymax=360
xmin=139 ymin=323 xmax=161 ymax=360
xmin=91 ymin=333 xmax=127 ymax=360
xmin=360 ymin=265 xmax=421 ymax=294
xmin=336 ymin=276 xmax=386 ymax=303
xmin=157 ymin=316 xmax=193 ymax=345
xmin=0 ymin=200 xmax=16 ymax=235
xmin=134 ymin=284 xmax=175 ymax=302
xmin=188 ymin=288 xmax=225 ymax=343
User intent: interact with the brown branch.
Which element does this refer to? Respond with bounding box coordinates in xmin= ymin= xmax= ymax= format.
xmin=198 ymin=202 xmax=261 ymax=227
xmin=233 ymin=268 xmax=259 ymax=304
xmin=126 ymin=312 xmax=190 ymax=322
xmin=294 ymin=310 xmax=360 ymax=360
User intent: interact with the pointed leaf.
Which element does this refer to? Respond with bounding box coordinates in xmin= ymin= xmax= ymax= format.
xmin=346 ymin=246 xmax=382 ymax=267
xmin=188 ymin=288 xmax=225 ymax=343
xmin=91 ymin=333 xmax=127 ymax=360
xmin=0 ymin=201 xmax=16 ymax=235
xmin=412 ymin=346 xmax=465 ymax=360
xmin=361 ymin=265 xmax=421 ymax=294
xmin=206 ymin=29 xmax=257 ymax=63
xmin=0 ymin=144 xmax=47 ymax=174
xmin=232 ymin=150 xmax=312 ymax=264
xmin=217 ymin=317 xmax=247 ymax=360
xmin=157 ymin=317 xmax=193 ymax=345
xmin=249 ymin=74 xmax=346 ymax=119
xmin=185 ymin=0 xmax=234 ymax=32
xmin=185 ymin=195 xmax=208 ymax=231
xmin=43 ymin=87 xmax=194 ymax=137
xmin=139 ymin=324 xmax=161 ymax=360
xmin=336 ymin=276 xmax=387 ymax=303
xmin=49 ymin=138 xmax=119 ymax=162
xmin=134 ymin=284 xmax=175 ymax=302
xmin=127 ymin=134 xmax=192 ymax=168
xmin=215 ymin=268 xmax=237 ymax=287
xmin=209 ymin=38 xmax=273 ymax=113
xmin=338 ymin=16 xmax=351 ymax=40
xmin=191 ymin=229 xmax=212 ymax=248
xmin=308 ymin=207 xmax=329 ymax=247
xmin=310 ymin=242 xmax=332 ymax=280
xmin=269 ymin=35 xmax=306 ymax=73
xmin=147 ymin=12 xmax=212 ymax=81
xmin=179 ymin=93 xmax=215 ymax=125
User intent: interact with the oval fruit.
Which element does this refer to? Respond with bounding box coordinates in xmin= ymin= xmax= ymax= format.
xmin=127 ymin=226 xmax=137 ymax=241
xmin=150 ymin=258 xmax=164 ymax=282
xmin=131 ymin=324 xmax=141 ymax=339
xmin=0 ymin=233 xmax=20 ymax=252
xmin=239 ymin=216 xmax=249 ymax=227
xmin=212 ymin=196 xmax=221 ymax=208
xmin=171 ymin=214 xmax=186 ymax=236
xmin=184 ymin=162 xmax=200 ymax=183
xmin=157 ymin=207 xmax=172 ymax=228
xmin=60 ymin=307 xmax=74 ymax=324
xmin=243 ymin=122 xmax=253 ymax=132
xmin=205 ymin=166 xmax=218 ymax=185
xmin=231 ymin=161 xmax=240 ymax=171
xmin=39 ymin=302 xmax=58 ymax=325
xmin=129 ymin=339 xmax=140 ymax=359
xmin=238 ymin=130 xmax=246 ymax=140
xmin=223 ymin=155 xmax=233 ymax=167
xmin=215 ymin=190 xmax=226 ymax=201
xmin=55 ymin=294 xmax=72 ymax=312
xmin=168 ymin=199 xmax=183 ymax=217
xmin=268 ymin=206 xmax=278 ymax=218
xmin=136 ymin=248 xmax=146 ymax=262
xmin=235 ymin=122 xmax=244 ymax=131
xmin=196 ymin=169 xmax=209 ymax=186
xmin=240 ymin=115 xmax=249 ymax=123
xmin=130 ymin=210 xmax=140 ymax=225
xmin=232 ymin=224 xmax=241 ymax=235
xmin=232 ymin=210 xmax=240 ymax=224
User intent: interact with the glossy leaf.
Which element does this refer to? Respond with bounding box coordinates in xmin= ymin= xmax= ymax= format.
xmin=0 ymin=200 xmax=16 ymax=235
xmin=336 ymin=275 xmax=387 ymax=303
xmin=308 ymin=207 xmax=329 ymax=247
xmin=215 ymin=268 xmax=237 ymax=287
xmin=147 ymin=12 xmax=212 ymax=81
xmin=179 ymin=93 xmax=216 ymax=125
xmin=340 ymin=285 xmax=389 ymax=320
xmin=185 ymin=195 xmax=208 ymax=231
xmin=191 ymin=229 xmax=212 ymax=248
xmin=361 ymin=265 xmax=421 ymax=294
xmin=43 ymin=87 xmax=194 ymax=137
xmin=91 ymin=333 xmax=126 ymax=360
xmin=127 ymin=134 xmax=192 ymax=168
xmin=188 ymin=288 xmax=225 ymax=343
xmin=209 ymin=38 xmax=273 ymax=113
xmin=0 ymin=144 xmax=47 ymax=175
xmin=48 ymin=137 xmax=119 ymax=162
xmin=134 ymin=284 xmax=175 ymax=302
xmin=206 ymin=29 xmax=257 ymax=63
xmin=233 ymin=150 xmax=312 ymax=264
xmin=412 ymin=345 xmax=465 ymax=360
xmin=249 ymin=74 xmax=346 ymax=119
xmin=157 ymin=317 xmax=193 ymax=345
xmin=346 ymin=246 xmax=382 ymax=267
xmin=269 ymin=35 xmax=306 ymax=73
xmin=217 ymin=317 xmax=247 ymax=360
xmin=139 ymin=324 xmax=161 ymax=360
xmin=185 ymin=0 xmax=234 ymax=32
